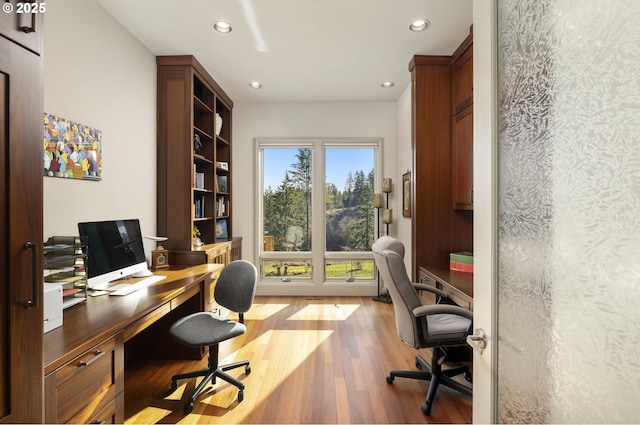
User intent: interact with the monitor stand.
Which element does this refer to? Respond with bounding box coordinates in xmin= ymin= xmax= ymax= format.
xmin=132 ymin=268 xmax=153 ymax=278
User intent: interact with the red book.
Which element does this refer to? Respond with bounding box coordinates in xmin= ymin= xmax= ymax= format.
xmin=450 ymin=261 xmax=473 ymax=273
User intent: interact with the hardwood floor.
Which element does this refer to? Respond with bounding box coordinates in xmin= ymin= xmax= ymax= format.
xmin=124 ymin=296 xmax=472 ymax=424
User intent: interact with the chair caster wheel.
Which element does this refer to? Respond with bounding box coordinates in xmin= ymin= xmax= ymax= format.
xmin=421 ymin=403 xmax=432 ymax=416
xmin=238 ymin=390 xmax=244 ymax=402
xmin=420 ymin=403 xmax=431 ymax=416
xmin=464 ymin=370 xmax=472 ymax=383
xmin=416 ymin=360 xmax=422 ymax=369
xmin=245 ymin=365 xmax=251 ymax=375
xmin=183 ymin=402 xmax=194 ymax=414
xmin=386 ymin=375 xmax=394 ymax=384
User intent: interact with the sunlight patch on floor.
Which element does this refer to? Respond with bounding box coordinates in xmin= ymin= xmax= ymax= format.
xmin=287 ymin=303 xmax=360 ymax=321
xmin=237 ymin=329 xmax=334 ymax=423
xmin=126 ymin=406 xmax=172 ymax=424
xmin=165 ymin=329 xmax=334 ymax=424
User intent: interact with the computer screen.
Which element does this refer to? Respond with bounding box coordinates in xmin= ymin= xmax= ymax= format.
xmin=78 ymin=219 xmax=149 ymax=289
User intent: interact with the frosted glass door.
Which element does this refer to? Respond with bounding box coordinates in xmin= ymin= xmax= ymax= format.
xmin=497 ymin=0 xmax=640 ymax=422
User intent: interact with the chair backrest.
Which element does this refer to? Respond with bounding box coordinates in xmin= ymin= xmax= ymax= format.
xmin=214 ymin=260 xmax=258 ymax=314
xmin=372 ymin=236 xmax=423 ymax=348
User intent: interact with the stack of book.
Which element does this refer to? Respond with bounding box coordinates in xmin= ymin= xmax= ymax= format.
xmin=450 ymin=251 xmax=473 ymax=273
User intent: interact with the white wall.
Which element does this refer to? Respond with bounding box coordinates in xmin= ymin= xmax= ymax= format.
xmin=233 ymin=102 xmax=403 ymax=270
xmin=43 ymin=0 xmax=157 ymax=256
xmin=395 ymin=83 xmax=413 ymax=273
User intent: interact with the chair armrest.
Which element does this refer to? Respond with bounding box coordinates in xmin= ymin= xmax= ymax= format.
xmin=412 ymin=304 xmax=473 ymax=320
xmin=412 ymin=283 xmax=448 ymax=299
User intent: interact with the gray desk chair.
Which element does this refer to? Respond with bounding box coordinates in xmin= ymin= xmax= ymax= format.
xmin=169 ymin=260 xmax=257 ymax=414
xmin=372 ymin=236 xmax=473 ymax=416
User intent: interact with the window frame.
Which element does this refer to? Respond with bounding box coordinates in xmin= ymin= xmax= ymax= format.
xmin=256 ymin=138 xmax=383 ymax=294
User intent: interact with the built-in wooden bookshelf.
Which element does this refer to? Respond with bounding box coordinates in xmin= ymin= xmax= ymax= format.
xmin=157 ymin=55 xmax=238 ymax=263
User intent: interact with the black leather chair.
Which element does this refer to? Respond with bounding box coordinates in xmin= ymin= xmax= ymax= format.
xmin=169 ymin=260 xmax=257 ymax=413
xmin=372 ymin=236 xmax=473 ymax=415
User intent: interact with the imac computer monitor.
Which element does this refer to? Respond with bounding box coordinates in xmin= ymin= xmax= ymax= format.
xmin=78 ymin=219 xmax=150 ymax=289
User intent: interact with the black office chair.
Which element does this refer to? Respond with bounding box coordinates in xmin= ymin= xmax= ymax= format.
xmin=169 ymin=260 xmax=257 ymax=414
xmin=372 ymin=236 xmax=473 ymax=416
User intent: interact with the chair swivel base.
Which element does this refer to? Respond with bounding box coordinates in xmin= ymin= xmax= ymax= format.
xmin=171 ymin=359 xmax=251 ymax=414
xmin=386 ymin=353 xmax=471 ymax=416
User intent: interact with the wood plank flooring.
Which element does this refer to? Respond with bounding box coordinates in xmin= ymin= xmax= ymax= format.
xmin=124 ymin=296 xmax=472 ymax=424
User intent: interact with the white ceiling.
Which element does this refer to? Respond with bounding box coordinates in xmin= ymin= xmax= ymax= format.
xmin=95 ymin=0 xmax=473 ymax=103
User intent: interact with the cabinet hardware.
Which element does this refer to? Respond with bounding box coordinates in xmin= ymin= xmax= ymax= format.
xmin=77 ymin=350 xmax=105 ymax=367
xmin=23 ymin=241 xmax=38 ymax=308
xmin=19 ymin=1 xmax=37 ymax=33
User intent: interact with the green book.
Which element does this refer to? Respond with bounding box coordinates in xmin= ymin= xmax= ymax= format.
xmin=450 ymin=251 xmax=473 ymax=265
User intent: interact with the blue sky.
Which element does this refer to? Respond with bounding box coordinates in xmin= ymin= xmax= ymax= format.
xmin=263 ymin=147 xmax=374 ymax=191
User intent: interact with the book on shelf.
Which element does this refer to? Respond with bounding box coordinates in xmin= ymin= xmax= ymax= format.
xmin=194 ymin=196 xmax=205 ymax=218
xmin=215 ymin=218 xmax=228 ymax=239
xmin=216 ymin=161 xmax=229 ymax=171
xmin=216 ymin=197 xmax=230 ymax=216
xmin=216 ymin=175 xmax=228 ymax=192
xmin=195 ymin=172 xmax=205 ymax=189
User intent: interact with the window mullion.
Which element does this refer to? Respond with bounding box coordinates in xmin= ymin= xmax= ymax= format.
xmin=311 ymin=140 xmax=325 ymax=285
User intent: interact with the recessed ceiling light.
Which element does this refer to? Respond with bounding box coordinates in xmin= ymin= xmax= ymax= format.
xmin=249 ymin=81 xmax=262 ymax=89
xmin=381 ymin=81 xmax=395 ymax=88
xmin=212 ymin=21 xmax=233 ymax=33
xmin=409 ymin=19 xmax=430 ymax=32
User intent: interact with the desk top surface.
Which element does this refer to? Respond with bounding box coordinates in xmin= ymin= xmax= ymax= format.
xmin=43 ymin=263 xmax=223 ymax=375
xmin=419 ymin=265 xmax=473 ymax=299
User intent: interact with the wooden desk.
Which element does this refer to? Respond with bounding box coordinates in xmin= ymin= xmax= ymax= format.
xmin=43 ymin=263 xmax=224 ymax=424
xmin=418 ymin=266 xmax=473 ymax=311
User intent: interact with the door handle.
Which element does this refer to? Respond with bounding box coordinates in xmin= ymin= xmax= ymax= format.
xmin=466 ymin=328 xmax=487 ymax=354
xmin=24 ymin=241 xmax=39 ymax=308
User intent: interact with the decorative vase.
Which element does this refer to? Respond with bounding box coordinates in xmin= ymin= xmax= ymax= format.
xmin=215 ymin=113 xmax=223 ymax=136
xmin=193 ymin=133 xmax=202 ymax=153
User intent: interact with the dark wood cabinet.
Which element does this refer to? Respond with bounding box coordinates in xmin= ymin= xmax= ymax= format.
xmin=451 ymin=34 xmax=474 ymax=210
xmin=410 ymin=55 xmax=455 ymax=277
xmin=410 ymin=30 xmax=473 ymax=281
xmin=0 ymin=1 xmax=43 ymax=55
xmin=45 ymin=334 xmax=124 ymax=424
xmin=0 ymin=13 xmax=44 ymax=424
xmin=157 ymin=55 xmax=237 ymax=265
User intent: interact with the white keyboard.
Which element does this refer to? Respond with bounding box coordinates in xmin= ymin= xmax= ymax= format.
xmin=109 ymin=275 xmax=167 ymax=296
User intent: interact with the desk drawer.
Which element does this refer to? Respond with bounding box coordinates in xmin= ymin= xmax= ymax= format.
xmin=69 ymin=397 xmax=118 ymax=424
xmin=46 ymin=336 xmax=120 ymax=423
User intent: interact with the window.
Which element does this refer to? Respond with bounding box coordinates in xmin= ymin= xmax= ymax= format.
xmin=257 ymin=139 xmax=381 ymax=293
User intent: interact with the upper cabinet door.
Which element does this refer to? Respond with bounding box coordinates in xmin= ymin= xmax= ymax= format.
xmin=452 ymin=108 xmax=474 ymax=210
xmin=451 ymin=34 xmax=473 ymax=210
xmin=0 ymin=0 xmax=44 ymax=55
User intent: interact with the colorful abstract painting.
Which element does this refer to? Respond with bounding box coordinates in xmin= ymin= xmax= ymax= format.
xmin=43 ymin=113 xmax=102 ymax=181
